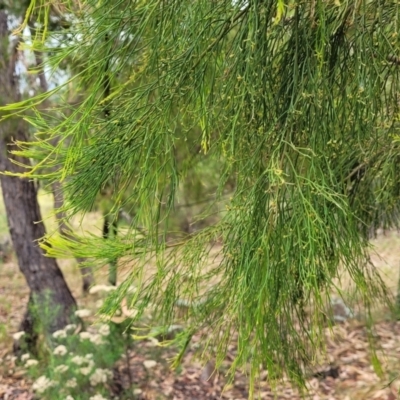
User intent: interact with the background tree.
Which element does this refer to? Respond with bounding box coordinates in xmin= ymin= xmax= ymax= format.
xmin=4 ymin=0 xmax=400 ymax=393
xmin=0 ymin=5 xmax=77 ymax=345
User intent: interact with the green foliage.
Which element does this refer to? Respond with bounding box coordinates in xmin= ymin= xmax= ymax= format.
xmin=21 ymin=311 xmax=126 ymax=400
xmin=3 ymin=0 xmax=400 ymax=395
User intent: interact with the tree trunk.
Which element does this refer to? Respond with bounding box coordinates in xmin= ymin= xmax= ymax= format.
xmin=52 ymin=179 xmax=94 ymax=292
xmin=0 ymin=136 xmax=77 ymax=330
xmin=103 ymin=214 xmax=118 ymax=286
xmin=0 ymin=10 xmax=77 ymax=339
xmin=32 ymin=42 xmax=94 ymax=293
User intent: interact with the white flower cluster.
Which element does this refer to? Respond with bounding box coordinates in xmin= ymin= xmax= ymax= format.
xmin=89 ymin=394 xmax=108 ymax=400
xmin=25 ymin=359 xmax=38 ymax=367
xmin=75 ymin=309 xmax=92 ymax=318
xmin=65 ymin=378 xmax=77 ymax=388
xmin=20 ymin=353 xmax=38 ymax=367
xmin=80 ymin=365 xmax=94 ymax=376
xmin=79 ymin=332 xmax=92 ymax=341
xmin=89 ymin=368 xmax=113 ymax=386
xmin=69 ymin=354 xmax=95 ymax=375
xmin=55 ymin=364 xmax=69 ymax=373
xmin=51 ymin=323 xmax=77 ymax=340
xmin=65 ymin=324 xmax=77 ymax=332
xmin=98 ymin=324 xmax=110 ymax=336
xmin=20 ymin=310 xmax=116 ymax=399
xmin=32 ymin=375 xmax=57 ymax=394
xmin=52 ymin=329 xmax=67 ymax=339
xmin=71 ymin=355 xmax=88 ymax=365
xmin=53 ymin=345 xmax=68 ymax=356
xmin=79 ymin=331 xmax=105 ymax=345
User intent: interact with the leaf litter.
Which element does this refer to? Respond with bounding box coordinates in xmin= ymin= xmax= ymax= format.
xmin=2 ymin=231 xmax=400 ymax=399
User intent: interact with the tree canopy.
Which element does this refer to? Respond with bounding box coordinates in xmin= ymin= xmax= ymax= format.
xmin=3 ymin=0 xmax=400 ymax=394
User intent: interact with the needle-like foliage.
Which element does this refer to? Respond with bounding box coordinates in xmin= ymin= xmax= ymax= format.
xmin=4 ymin=0 xmax=400 ymax=395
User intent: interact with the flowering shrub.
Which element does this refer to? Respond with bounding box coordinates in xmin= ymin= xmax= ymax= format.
xmin=18 ymin=305 xmax=127 ymax=400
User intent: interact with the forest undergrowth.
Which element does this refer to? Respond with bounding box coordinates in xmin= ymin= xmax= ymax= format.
xmin=1 ymin=192 xmax=400 ymax=399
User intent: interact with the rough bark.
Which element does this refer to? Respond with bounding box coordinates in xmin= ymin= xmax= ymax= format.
xmin=0 ymin=10 xmax=77 ymax=338
xmin=0 ymin=134 xmax=77 ymax=331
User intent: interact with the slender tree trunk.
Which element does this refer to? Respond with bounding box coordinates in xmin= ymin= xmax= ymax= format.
xmin=0 ymin=10 xmax=77 ymax=340
xmin=33 ymin=42 xmax=94 ymax=292
xmin=52 ymin=180 xmax=94 ymax=291
xmin=103 ymin=214 xmax=118 ymax=286
xmin=0 ymin=135 xmax=77 ymax=330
